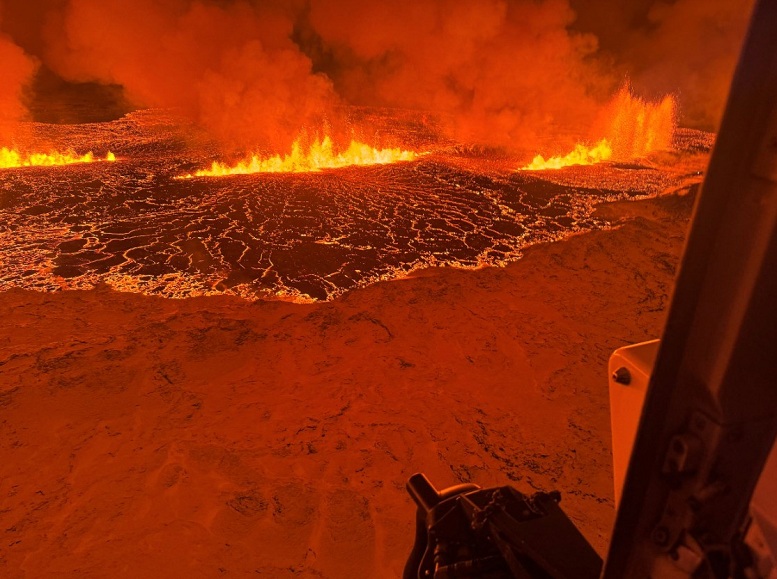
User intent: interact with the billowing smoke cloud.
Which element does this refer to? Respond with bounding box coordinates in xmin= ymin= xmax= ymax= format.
xmin=628 ymin=0 xmax=753 ymax=130
xmin=306 ymin=0 xmax=609 ymax=149
xmin=0 ymin=0 xmax=757 ymax=151
xmin=0 ymin=4 xmax=38 ymax=142
xmin=43 ymin=0 xmax=338 ymax=151
xmin=570 ymin=0 xmax=755 ymax=131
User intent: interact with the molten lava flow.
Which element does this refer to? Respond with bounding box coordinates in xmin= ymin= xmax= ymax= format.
xmin=522 ymin=139 xmax=613 ymax=171
xmin=0 ymin=148 xmax=116 ymax=169
xmin=179 ymin=136 xmax=418 ymax=178
xmin=520 ymin=86 xmax=677 ymax=171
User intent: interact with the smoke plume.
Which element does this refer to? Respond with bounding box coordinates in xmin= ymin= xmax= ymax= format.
xmin=0 ymin=0 xmax=758 ymax=151
xmin=306 ymin=0 xmax=609 ymax=149
xmin=0 ymin=4 xmax=37 ymax=142
xmin=43 ymin=0 xmax=338 ymax=151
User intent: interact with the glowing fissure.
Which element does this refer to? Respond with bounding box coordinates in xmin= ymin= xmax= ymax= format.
xmin=521 ymin=87 xmax=677 ymax=171
xmin=0 ymin=148 xmax=116 ymax=169
xmin=522 ymin=139 xmax=613 ymax=171
xmin=179 ymin=136 xmax=419 ymax=178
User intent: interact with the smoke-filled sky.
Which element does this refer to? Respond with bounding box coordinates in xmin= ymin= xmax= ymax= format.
xmin=0 ymin=0 xmax=755 ymax=151
xmin=0 ymin=4 xmax=37 ymax=142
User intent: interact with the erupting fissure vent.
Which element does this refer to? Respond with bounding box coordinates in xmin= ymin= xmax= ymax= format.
xmin=522 ymin=139 xmax=613 ymax=171
xmin=0 ymin=148 xmax=116 ymax=170
xmin=178 ymin=136 xmax=420 ymax=179
xmin=521 ymin=87 xmax=677 ymax=171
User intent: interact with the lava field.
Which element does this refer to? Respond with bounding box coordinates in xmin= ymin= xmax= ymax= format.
xmin=0 ymin=110 xmax=711 ymax=301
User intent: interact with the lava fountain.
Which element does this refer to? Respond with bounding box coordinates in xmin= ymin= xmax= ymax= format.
xmin=0 ymin=148 xmax=116 ymax=170
xmin=178 ymin=136 xmax=420 ymax=179
xmin=521 ymin=87 xmax=677 ymax=171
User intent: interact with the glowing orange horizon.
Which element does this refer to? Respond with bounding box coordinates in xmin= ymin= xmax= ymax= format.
xmin=178 ymin=136 xmax=420 ymax=179
xmin=520 ymin=87 xmax=677 ymax=171
xmin=0 ymin=148 xmax=116 ymax=170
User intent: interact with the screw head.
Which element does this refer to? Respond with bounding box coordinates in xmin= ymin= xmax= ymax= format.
xmin=612 ymin=366 xmax=632 ymax=385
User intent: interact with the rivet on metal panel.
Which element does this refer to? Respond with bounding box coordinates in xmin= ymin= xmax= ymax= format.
xmin=612 ymin=367 xmax=632 ymax=385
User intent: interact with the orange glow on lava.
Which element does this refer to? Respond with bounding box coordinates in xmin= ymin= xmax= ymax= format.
xmin=521 ymin=87 xmax=677 ymax=171
xmin=0 ymin=148 xmax=116 ymax=169
xmin=178 ymin=136 xmax=419 ymax=178
xmin=521 ymin=139 xmax=613 ymax=171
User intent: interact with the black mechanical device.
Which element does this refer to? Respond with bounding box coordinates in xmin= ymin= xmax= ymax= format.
xmin=403 ymin=474 xmax=601 ymax=579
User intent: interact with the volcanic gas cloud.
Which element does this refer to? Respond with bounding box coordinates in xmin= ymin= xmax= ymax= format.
xmin=0 ymin=0 xmax=754 ymax=167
